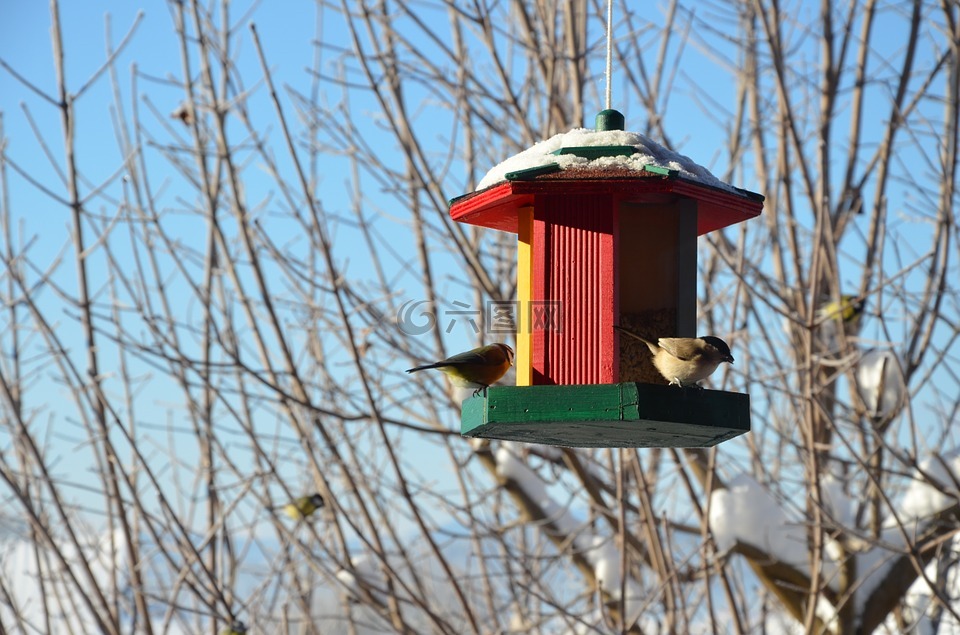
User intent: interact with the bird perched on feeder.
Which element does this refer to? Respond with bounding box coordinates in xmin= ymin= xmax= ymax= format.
xmin=282 ymin=493 xmax=325 ymax=520
xmin=816 ymin=295 xmax=865 ymax=325
xmin=406 ymin=343 xmax=514 ymax=393
xmin=614 ymin=326 xmax=734 ymax=387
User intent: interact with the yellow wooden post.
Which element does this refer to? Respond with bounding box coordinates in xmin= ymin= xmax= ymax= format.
xmin=516 ymin=206 xmax=533 ymax=386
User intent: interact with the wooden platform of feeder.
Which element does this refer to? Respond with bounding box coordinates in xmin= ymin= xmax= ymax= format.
xmin=461 ymin=383 xmax=749 ymax=448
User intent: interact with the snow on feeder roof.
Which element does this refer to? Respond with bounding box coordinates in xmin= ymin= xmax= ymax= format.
xmin=477 ymin=127 xmax=738 ymax=194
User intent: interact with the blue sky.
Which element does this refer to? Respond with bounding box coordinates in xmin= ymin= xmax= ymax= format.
xmin=0 ymin=0 xmax=536 ymax=537
xmin=2 ymin=0 xmax=956 ymax=515
xmin=4 ymin=3 xmax=960 ymax=632
xmin=0 ymin=1 xmax=337 ymax=516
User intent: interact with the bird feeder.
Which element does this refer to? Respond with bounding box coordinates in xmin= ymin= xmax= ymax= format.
xmin=451 ymin=110 xmax=763 ymax=447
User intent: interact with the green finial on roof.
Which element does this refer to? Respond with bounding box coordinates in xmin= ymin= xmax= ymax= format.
xmin=595 ymin=109 xmax=624 ymax=131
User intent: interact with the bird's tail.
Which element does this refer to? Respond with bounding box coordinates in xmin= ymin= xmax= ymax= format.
xmin=613 ymin=325 xmax=658 ymax=352
xmin=406 ymin=363 xmax=443 ymax=374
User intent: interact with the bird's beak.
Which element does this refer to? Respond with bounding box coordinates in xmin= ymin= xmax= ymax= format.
xmin=726 ymin=356 xmax=735 ymax=364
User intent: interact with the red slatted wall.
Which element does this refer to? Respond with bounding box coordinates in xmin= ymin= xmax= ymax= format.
xmin=532 ymin=194 xmax=617 ymax=385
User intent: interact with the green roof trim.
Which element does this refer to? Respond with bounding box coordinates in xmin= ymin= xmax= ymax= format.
xmin=641 ymin=164 xmax=679 ymax=177
xmin=505 ymin=163 xmax=562 ymax=181
xmin=551 ymin=145 xmax=638 ymax=160
xmin=461 ymin=383 xmax=750 ymax=448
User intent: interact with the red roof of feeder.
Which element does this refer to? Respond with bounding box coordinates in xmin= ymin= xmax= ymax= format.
xmin=450 ymin=166 xmax=764 ymax=235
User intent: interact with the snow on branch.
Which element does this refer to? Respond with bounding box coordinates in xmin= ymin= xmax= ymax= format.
xmin=494 ymin=442 xmax=646 ymax=625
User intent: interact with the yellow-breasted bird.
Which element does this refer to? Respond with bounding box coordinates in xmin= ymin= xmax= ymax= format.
xmin=220 ymin=621 xmax=247 ymax=635
xmin=282 ymin=493 xmax=325 ymax=520
xmin=816 ymin=295 xmax=865 ymax=325
xmin=406 ymin=343 xmax=514 ymax=392
xmin=614 ymin=326 xmax=734 ymax=387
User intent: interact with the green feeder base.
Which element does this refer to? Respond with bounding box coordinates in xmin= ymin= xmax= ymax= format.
xmin=461 ymin=383 xmax=749 ymax=448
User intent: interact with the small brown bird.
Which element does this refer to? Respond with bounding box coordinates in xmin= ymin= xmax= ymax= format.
xmin=406 ymin=343 xmax=514 ymax=392
xmin=170 ymin=102 xmax=194 ymax=126
xmin=615 ymin=326 xmax=734 ymax=387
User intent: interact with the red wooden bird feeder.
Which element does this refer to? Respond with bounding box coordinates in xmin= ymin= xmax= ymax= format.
xmin=453 ymin=110 xmax=763 ymax=447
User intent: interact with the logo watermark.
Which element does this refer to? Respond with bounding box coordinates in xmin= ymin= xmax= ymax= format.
xmin=396 ymin=300 xmax=563 ymax=336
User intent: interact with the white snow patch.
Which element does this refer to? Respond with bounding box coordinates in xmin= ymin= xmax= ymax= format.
xmin=335 ymin=554 xmax=382 ymax=603
xmin=588 ymin=534 xmax=621 ymax=590
xmin=0 ymin=525 xmax=130 ymax=633
xmin=477 ymin=128 xmax=737 ymax=192
xmin=709 ymin=474 xmax=808 ymax=571
xmin=894 ymin=533 xmax=960 ymax=635
xmin=856 ymin=349 xmax=906 ymax=419
xmin=901 ymin=450 xmax=960 ymax=521
xmin=820 ymin=473 xmax=855 ymax=528
xmin=853 ymin=449 xmax=960 ymax=619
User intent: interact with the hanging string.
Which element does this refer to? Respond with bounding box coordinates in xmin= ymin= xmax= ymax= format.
xmin=605 ymin=0 xmax=614 ymax=110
